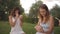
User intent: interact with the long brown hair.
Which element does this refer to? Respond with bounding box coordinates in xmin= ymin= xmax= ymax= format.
xmin=38 ymin=4 xmax=50 ymax=22
xmin=9 ymin=7 xmax=21 ymax=17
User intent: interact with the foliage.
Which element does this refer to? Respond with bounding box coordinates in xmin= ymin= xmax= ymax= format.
xmin=0 ymin=0 xmax=24 ymax=20
xmin=29 ymin=0 xmax=43 ymax=18
xmin=28 ymin=1 xmax=43 ymax=23
xmin=50 ymin=4 xmax=60 ymax=26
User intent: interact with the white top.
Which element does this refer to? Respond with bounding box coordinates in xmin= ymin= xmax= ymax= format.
xmin=36 ymin=22 xmax=54 ymax=34
xmin=10 ymin=17 xmax=24 ymax=34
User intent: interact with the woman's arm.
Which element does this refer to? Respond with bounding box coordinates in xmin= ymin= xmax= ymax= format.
xmin=35 ymin=18 xmax=41 ymax=26
xmin=19 ymin=15 xmax=23 ymax=27
xmin=36 ymin=16 xmax=54 ymax=34
xmin=44 ymin=16 xmax=54 ymax=34
xmin=9 ymin=16 xmax=16 ymax=27
xmin=35 ymin=19 xmax=44 ymax=32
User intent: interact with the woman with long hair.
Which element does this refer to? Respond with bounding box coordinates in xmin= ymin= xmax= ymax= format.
xmin=35 ymin=4 xmax=54 ymax=34
xmin=9 ymin=7 xmax=25 ymax=34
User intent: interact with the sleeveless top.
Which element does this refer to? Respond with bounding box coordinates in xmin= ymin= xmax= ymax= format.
xmin=10 ymin=17 xmax=24 ymax=34
xmin=36 ymin=22 xmax=54 ymax=34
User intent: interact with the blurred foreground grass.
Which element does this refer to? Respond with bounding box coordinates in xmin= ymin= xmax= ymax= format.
xmin=0 ymin=21 xmax=60 ymax=34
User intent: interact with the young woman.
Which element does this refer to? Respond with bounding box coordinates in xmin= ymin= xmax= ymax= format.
xmin=9 ymin=7 xmax=25 ymax=34
xmin=35 ymin=4 xmax=54 ymax=34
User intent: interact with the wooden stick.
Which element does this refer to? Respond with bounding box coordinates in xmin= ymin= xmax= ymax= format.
xmin=55 ymin=17 xmax=60 ymax=20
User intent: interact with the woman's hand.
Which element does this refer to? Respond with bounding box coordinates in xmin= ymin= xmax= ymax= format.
xmin=35 ymin=25 xmax=44 ymax=32
xmin=19 ymin=15 xmax=23 ymax=27
xmin=9 ymin=16 xmax=16 ymax=27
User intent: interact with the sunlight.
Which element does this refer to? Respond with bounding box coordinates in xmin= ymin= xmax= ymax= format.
xmin=20 ymin=0 xmax=36 ymax=14
xmin=20 ymin=0 xmax=60 ymax=14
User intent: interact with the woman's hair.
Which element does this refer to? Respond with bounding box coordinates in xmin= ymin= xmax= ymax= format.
xmin=9 ymin=7 xmax=21 ymax=17
xmin=38 ymin=4 xmax=50 ymax=22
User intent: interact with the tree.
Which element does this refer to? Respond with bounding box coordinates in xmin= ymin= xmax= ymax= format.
xmin=29 ymin=0 xmax=43 ymax=18
xmin=50 ymin=4 xmax=60 ymax=19
xmin=28 ymin=0 xmax=43 ymax=23
xmin=0 ymin=0 xmax=24 ymax=20
xmin=50 ymin=4 xmax=60 ymax=26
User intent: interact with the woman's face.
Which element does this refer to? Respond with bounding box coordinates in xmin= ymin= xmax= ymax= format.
xmin=39 ymin=8 xmax=46 ymax=17
xmin=15 ymin=10 xmax=19 ymax=16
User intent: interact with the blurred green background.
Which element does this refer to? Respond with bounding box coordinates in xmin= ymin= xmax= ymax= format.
xmin=0 ymin=0 xmax=60 ymax=34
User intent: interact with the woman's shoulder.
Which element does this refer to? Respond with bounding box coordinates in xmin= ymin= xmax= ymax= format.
xmin=49 ymin=15 xmax=54 ymax=21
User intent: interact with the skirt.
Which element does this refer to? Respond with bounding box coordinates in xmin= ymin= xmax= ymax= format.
xmin=10 ymin=31 xmax=25 ymax=34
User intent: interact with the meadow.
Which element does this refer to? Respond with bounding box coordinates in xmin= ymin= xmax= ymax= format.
xmin=0 ymin=21 xmax=60 ymax=34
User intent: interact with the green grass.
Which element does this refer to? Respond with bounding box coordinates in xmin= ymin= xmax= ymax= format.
xmin=0 ymin=21 xmax=60 ymax=34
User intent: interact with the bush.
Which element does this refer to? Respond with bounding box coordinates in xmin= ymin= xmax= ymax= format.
xmin=54 ymin=18 xmax=59 ymax=26
xmin=23 ymin=18 xmax=38 ymax=24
